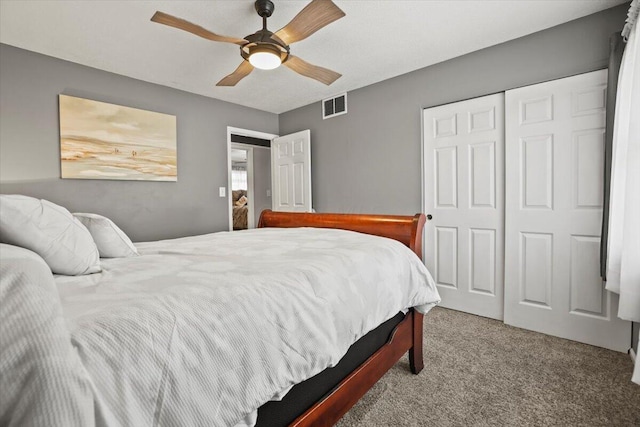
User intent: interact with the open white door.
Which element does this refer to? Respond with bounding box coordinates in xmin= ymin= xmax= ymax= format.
xmin=504 ymin=70 xmax=630 ymax=351
xmin=423 ymin=93 xmax=505 ymax=320
xmin=271 ymin=130 xmax=312 ymax=212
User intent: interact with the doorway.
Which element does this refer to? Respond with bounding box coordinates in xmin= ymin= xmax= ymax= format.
xmin=227 ymin=127 xmax=278 ymax=231
xmin=230 ymin=145 xmax=253 ymax=230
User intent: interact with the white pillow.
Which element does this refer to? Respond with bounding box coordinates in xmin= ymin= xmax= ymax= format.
xmin=73 ymin=213 xmax=138 ymax=258
xmin=0 ymin=195 xmax=101 ymax=275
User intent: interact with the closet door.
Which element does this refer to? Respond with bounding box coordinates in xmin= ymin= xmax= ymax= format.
xmin=504 ymin=70 xmax=630 ymax=351
xmin=423 ymin=93 xmax=505 ymax=320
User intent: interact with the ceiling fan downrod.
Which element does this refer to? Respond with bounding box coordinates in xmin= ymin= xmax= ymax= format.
xmin=255 ymin=0 xmax=275 ymax=30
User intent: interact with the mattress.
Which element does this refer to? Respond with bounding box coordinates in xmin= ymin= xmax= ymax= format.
xmin=1 ymin=227 xmax=440 ymax=427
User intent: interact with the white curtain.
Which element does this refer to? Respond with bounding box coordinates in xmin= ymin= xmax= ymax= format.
xmin=605 ymin=0 xmax=640 ymax=385
xmin=231 ymin=170 xmax=248 ymax=190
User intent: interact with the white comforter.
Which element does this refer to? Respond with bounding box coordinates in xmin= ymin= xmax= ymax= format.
xmin=1 ymin=227 xmax=440 ymax=427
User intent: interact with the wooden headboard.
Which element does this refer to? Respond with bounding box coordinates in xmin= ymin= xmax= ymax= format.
xmin=257 ymin=210 xmax=426 ymax=260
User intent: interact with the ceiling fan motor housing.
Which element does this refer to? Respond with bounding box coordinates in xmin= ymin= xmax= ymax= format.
xmin=255 ymin=0 xmax=275 ymax=18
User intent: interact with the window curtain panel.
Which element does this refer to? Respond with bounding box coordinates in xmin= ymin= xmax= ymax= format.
xmin=231 ymin=170 xmax=248 ymax=190
xmin=601 ymin=32 xmax=625 ymax=279
xmin=605 ymin=0 xmax=640 ymax=385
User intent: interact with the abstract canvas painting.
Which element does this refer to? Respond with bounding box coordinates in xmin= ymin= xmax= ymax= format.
xmin=59 ymin=95 xmax=177 ymax=181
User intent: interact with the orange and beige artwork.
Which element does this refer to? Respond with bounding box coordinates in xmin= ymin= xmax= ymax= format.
xmin=59 ymin=95 xmax=177 ymax=181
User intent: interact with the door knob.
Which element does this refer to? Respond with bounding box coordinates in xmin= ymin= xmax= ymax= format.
xmin=426 ymin=214 xmax=433 ymax=220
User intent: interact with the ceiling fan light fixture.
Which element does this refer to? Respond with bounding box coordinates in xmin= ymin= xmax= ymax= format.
xmin=248 ymin=45 xmax=282 ymax=70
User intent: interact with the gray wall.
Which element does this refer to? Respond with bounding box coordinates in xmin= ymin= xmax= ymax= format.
xmin=0 ymin=44 xmax=278 ymax=241
xmin=279 ymin=4 xmax=628 ymax=216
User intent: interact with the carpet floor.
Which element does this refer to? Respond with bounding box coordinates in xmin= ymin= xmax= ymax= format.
xmin=337 ymin=307 xmax=640 ymax=427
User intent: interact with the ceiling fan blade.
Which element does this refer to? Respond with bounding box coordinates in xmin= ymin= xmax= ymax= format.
xmin=274 ymin=0 xmax=345 ymax=45
xmin=217 ymin=61 xmax=254 ymax=86
xmin=151 ymin=11 xmax=247 ymax=46
xmin=283 ymin=55 xmax=341 ymax=85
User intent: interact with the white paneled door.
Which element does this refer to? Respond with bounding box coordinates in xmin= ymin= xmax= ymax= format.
xmin=271 ymin=130 xmax=312 ymax=212
xmin=505 ymin=70 xmax=630 ymax=352
xmin=423 ymin=93 xmax=505 ymax=320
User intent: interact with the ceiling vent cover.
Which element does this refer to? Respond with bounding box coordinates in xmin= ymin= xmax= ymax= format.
xmin=322 ymin=93 xmax=347 ymax=119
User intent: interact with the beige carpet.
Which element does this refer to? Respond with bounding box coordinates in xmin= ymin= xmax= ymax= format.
xmin=337 ymin=307 xmax=640 ymax=427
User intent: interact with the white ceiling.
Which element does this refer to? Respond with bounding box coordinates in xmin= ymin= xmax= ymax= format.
xmin=0 ymin=0 xmax=627 ymax=114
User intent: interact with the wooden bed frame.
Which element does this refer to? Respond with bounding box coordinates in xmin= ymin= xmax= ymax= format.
xmin=257 ymin=210 xmax=427 ymax=426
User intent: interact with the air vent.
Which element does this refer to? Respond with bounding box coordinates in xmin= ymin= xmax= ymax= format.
xmin=322 ymin=93 xmax=347 ymax=119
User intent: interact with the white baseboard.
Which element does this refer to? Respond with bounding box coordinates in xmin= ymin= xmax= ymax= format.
xmin=630 ymin=348 xmax=636 ymax=364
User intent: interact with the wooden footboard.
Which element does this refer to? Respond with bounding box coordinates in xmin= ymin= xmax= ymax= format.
xmin=257 ymin=210 xmax=427 ymax=426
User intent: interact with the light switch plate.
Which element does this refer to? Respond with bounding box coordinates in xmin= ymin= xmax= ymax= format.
xmin=219 ymin=187 xmax=226 ymax=197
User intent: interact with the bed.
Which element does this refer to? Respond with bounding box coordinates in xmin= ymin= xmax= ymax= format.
xmin=0 ymin=196 xmax=440 ymax=427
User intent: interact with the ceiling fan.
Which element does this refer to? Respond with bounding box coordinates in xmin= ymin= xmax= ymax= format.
xmin=151 ymin=0 xmax=345 ymax=87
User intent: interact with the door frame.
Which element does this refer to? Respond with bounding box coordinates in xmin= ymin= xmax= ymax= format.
xmin=227 ymin=126 xmax=278 ymax=231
